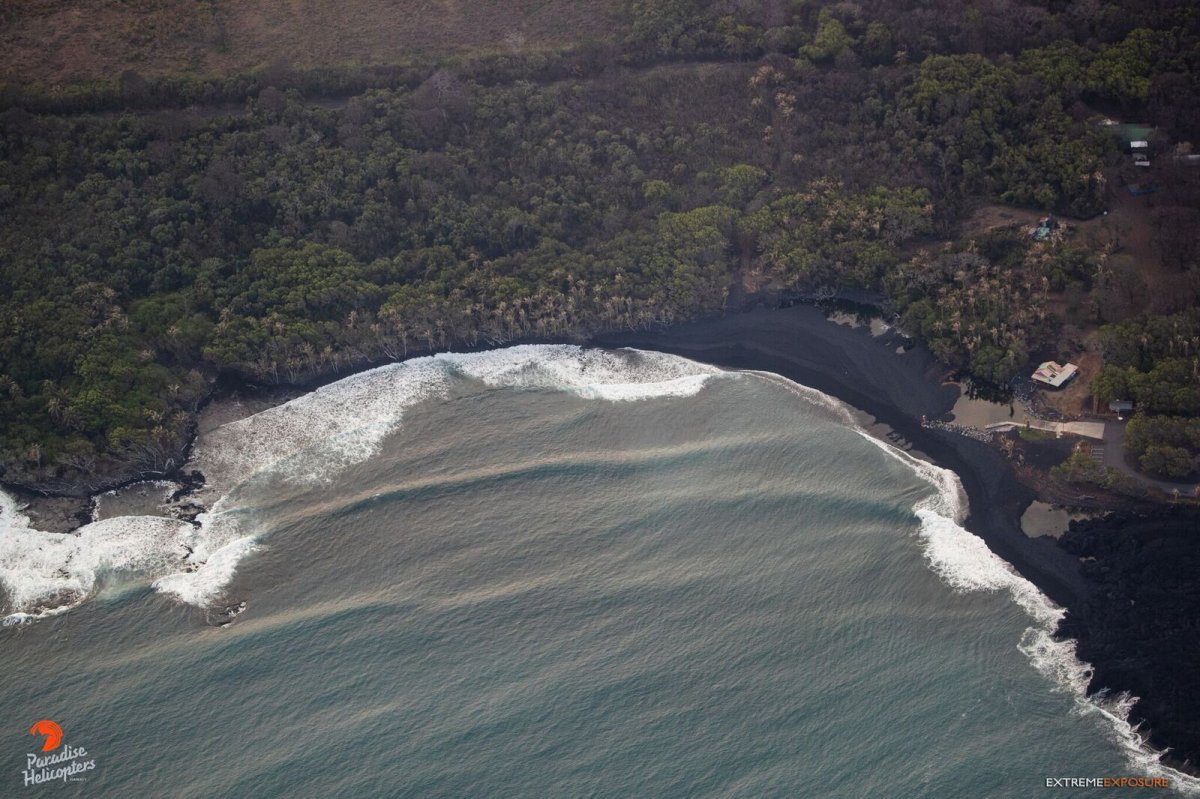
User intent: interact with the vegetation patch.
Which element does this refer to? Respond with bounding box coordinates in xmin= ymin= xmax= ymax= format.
xmin=2 ymin=0 xmax=1200 ymax=489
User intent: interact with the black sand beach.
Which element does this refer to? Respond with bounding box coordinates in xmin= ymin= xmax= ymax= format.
xmin=594 ymin=304 xmax=1200 ymax=775
xmin=593 ymin=304 xmax=1091 ymax=608
xmin=7 ymin=301 xmax=1195 ymax=774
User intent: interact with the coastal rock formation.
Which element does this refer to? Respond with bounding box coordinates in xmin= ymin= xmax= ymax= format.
xmin=1058 ymin=509 xmax=1200 ymax=773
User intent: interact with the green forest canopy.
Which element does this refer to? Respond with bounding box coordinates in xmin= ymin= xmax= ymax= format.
xmin=2 ymin=0 xmax=1200 ymax=488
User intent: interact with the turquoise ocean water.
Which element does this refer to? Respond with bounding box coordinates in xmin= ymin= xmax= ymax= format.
xmin=0 ymin=346 xmax=1192 ymax=796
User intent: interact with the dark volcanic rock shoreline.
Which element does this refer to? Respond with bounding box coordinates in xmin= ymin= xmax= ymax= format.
xmin=1058 ymin=509 xmax=1200 ymax=774
xmin=4 ymin=301 xmax=1195 ymax=774
xmin=593 ymin=304 xmax=1199 ymax=776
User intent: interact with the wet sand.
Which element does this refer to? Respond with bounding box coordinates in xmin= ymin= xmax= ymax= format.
xmin=592 ymin=304 xmax=1091 ymax=608
xmin=13 ymin=300 xmax=1194 ymax=772
xmin=594 ymin=304 xmax=1200 ymax=775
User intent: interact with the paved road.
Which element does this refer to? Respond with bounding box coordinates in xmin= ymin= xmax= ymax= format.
xmin=989 ymin=416 xmax=1196 ymax=496
xmin=1103 ymin=419 xmax=1198 ymax=495
xmin=985 ymin=419 xmax=1105 ymax=439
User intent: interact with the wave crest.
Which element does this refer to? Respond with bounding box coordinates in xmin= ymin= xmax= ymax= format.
xmin=1 ymin=345 xmax=723 ymax=622
xmin=742 ymin=370 xmax=1200 ymax=793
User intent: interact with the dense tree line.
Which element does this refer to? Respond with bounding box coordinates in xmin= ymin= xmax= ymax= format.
xmin=886 ymin=228 xmax=1101 ymax=382
xmin=2 ymin=0 xmax=1199 ymax=488
xmin=1125 ymin=415 xmax=1200 ymax=479
xmin=1091 ymin=311 xmax=1200 ymax=478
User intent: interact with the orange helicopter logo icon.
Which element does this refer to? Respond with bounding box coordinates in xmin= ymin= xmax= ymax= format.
xmin=29 ymin=720 xmax=63 ymax=752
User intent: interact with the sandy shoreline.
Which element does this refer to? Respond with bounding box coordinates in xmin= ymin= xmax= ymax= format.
xmin=594 ymin=304 xmax=1200 ymax=778
xmin=7 ymin=302 xmax=1093 ymax=605
xmin=9 ymin=301 xmax=1196 ymax=775
xmin=592 ymin=305 xmax=1092 ymax=608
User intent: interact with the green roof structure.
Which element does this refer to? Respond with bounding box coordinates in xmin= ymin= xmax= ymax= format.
xmin=1111 ymin=122 xmax=1154 ymax=143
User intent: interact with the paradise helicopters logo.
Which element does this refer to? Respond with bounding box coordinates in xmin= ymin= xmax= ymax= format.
xmin=22 ymin=720 xmax=96 ymax=786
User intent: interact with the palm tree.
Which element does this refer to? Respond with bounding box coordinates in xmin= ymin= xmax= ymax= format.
xmin=46 ymin=396 xmax=64 ymax=423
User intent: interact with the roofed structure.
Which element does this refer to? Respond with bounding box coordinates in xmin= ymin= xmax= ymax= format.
xmin=1107 ymin=122 xmax=1154 ymax=146
xmin=1030 ymin=216 xmax=1058 ymax=240
xmin=1109 ymin=400 xmax=1134 ymax=418
xmin=1032 ymin=361 xmax=1078 ymax=388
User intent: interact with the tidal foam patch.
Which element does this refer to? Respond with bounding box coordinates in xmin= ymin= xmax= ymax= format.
xmin=2 ymin=346 xmax=725 ymax=622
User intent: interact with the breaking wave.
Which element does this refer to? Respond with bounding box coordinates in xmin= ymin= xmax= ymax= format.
xmin=195 ymin=345 xmax=723 ymax=494
xmin=0 ymin=345 xmax=723 ymax=624
xmin=750 ymin=372 xmax=1200 ymax=794
xmin=5 ymin=344 xmax=1196 ymax=790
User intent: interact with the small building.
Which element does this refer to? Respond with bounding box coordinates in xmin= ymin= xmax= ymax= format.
xmin=1030 ymin=216 xmax=1058 ymax=241
xmin=1032 ymin=361 xmax=1079 ymax=389
xmin=1109 ymin=400 xmax=1134 ymax=419
xmin=1110 ymin=123 xmax=1154 ymax=150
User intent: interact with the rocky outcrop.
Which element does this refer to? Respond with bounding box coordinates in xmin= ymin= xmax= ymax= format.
xmin=1058 ymin=508 xmax=1200 ymax=774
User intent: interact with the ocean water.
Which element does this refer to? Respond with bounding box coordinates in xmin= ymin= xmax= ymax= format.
xmin=0 ymin=346 xmax=1195 ymax=797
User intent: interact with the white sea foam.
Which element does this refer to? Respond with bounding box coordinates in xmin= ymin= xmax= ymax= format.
xmin=152 ymin=535 xmax=261 ymax=606
xmin=903 ymin=473 xmax=1200 ymax=790
xmin=1 ymin=345 xmax=723 ymax=622
xmin=746 ymin=371 xmax=1200 ymax=793
xmin=1018 ymin=625 xmax=1200 ymax=793
xmin=741 ymin=370 xmax=860 ymax=428
xmin=0 ymin=513 xmax=195 ymax=625
xmin=575 ymin=375 xmax=712 ymax=401
xmin=194 ymin=345 xmax=720 ymax=494
xmin=193 ymin=357 xmax=454 ymax=495
xmin=439 ymin=345 xmax=720 ymax=401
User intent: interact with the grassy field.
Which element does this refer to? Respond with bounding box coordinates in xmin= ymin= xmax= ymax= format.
xmin=0 ymin=0 xmax=624 ymax=86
